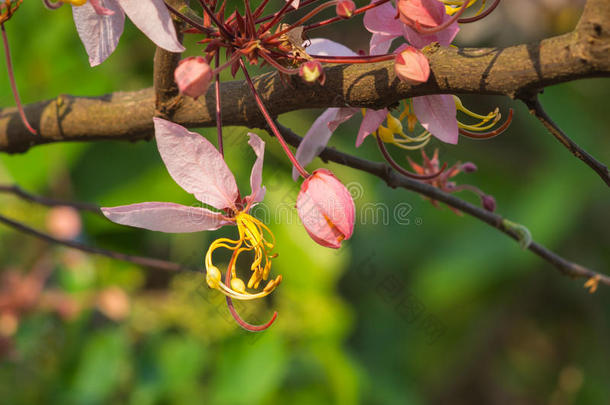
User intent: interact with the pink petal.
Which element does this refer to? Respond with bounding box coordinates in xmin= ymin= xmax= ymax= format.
xmin=101 ymin=202 xmax=230 ymax=233
xmin=296 ymin=169 xmax=355 ymax=249
xmin=363 ymin=0 xmax=403 ymax=37
xmin=292 ymin=108 xmax=356 ymax=181
xmin=117 ymin=0 xmax=185 ymax=53
xmin=394 ymin=46 xmax=430 ymax=83
xmin=286 ymin=0 xmax=300 ymax=9
xmin=402 ymin=18 xmax=459 ymax=48
xmin=413 ymin=95 xmax=458 ymax=144
xmin=153 ymin=118 xmax=239 ymax=210
xmin=356 ymin=109 xmax=387 ymax=147
xmin=72 ymin=1 xmax=125 ymax=67
xmin=397 ymin=0 xmax=445 ymax=27
xmin=369 ymin=33 xmax=397 ymax=56
xmin=305 ymin=38 xmax=357 ymax=57
xmin=246 ymin=133 xmax=266 ymax=205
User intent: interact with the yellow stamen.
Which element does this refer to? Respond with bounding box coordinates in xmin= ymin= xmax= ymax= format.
xmin=204 ymin=211 xmax=280 ymax=301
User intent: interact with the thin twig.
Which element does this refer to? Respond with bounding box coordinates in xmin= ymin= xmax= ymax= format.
xmin=0 ymin=213 xmax=200 ymax=273
xmin=0 ymin=184 xmax=101 ymax=214
xmin=272 ymin=121 xmax=610 ymax=288
xmin=521 ymin=95 xmax=610 ymax=187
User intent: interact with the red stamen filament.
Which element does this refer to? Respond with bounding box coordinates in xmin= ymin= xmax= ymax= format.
xmin=459 ymin=108 xmax=513 ymax=139
xmin=376 ymin=134 xmax=447 ymax=180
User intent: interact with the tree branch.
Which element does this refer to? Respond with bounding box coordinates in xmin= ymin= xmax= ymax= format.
xmin=1 ymin=13 xmax=609 ymax=153
xmin=272 ymin=121 xmax=610 ymax=288
xmin=520 ymin=95 xmax=610 ymax=186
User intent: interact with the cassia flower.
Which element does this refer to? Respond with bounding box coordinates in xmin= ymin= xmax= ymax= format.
xmin=101 ymin=118 xmax=281 ymax=302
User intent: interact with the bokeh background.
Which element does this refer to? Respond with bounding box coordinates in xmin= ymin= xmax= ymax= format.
xmin=1 ymin=1 xmax=609 ymax=404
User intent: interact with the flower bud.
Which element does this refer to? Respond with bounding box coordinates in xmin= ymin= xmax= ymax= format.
xmin=481 ymin=194 xmax=496 ymax=212
xmin=460 ymin=162 xmax=477 ymax=173
xmin=296 ymin=169 xmax=355 ymax=249
xmin=174 ymin=56 xmax=213 ymax=99
xmin=394 ymin=46 xmax=430 ymax=84
xmin=336 ymin=0 xmax=356 ymax=18
xmin=299 ymin=60 xmax=325 ymax=85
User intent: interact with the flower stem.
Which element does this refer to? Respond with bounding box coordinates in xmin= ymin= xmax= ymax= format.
xmin=214 ymin=54 xmax=224 ymax=156
xmin=1 ymin=23 xmax=36 ymax=135
xmin=303 ymin=0 xmax=391 ymax=32
xmin=239 ymin=58 xmax=310 ymax=179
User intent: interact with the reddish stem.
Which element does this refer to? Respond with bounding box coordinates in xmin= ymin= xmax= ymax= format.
xmin=376 ymin=134 xmax=447 ymax=180
xmin=165 ymin=2 xmax=216 ymax=35
xmin=257 ymin=0 xmax=299 ymax=35
xmin=224 ymin=248 xmax=278 ymax=332
xmin=459 ymin=0 xmax=502 ymax=23
xmin=255 ymin=0 xmax=321 ymax=23
xmin=303 ymin=0 xmax=391 ymax=32
xmin=1 ymin=24 xmax=36 ymax=135
xmin=411 ymin=0 xmax=469 ymax=35
xmin=214 ymin=54 xmax=224 ymax=156
xmin=307 ymin=54 xmax=395 ymax=64
xmin=239 ymin=58 xmax=310 ymax=179
xmin=265 ymin=0 xmax=340 ymax=41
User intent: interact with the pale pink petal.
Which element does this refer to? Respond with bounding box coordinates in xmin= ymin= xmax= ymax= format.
xmin=286 ymin=0 xmax=299 ymax=9
xmin=363 ymin=0 xmax=403 ymax=37
xmin=72 ymin=1 xmax=125 ymax=67
xmin=413 ymin=95 xmax=458 ymax=144
xmin=101 ymin=202 xmax=231 ymax=233
xmin=305 ymin=38 xmax=357 ymax=57
xmin=246 ymin=133 xmax=266 ymax=204
xmin=369 ymin=33 xmax=397 ymax=55
xmin=117 ymin=0 xmax=185 ymax=53
xmin=292 ymin=108 xmax=356 ymax=181
xmin=356 ymin=109 xmax=387 ymax=147
xmin=153 ymin=118 xmax=239 ymax=210
xmin=402 ymin=18 xmax=459 ymax=48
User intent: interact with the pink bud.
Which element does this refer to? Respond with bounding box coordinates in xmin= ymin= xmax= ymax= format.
xmin=299 ymin=60 xmax=325 ymax=85
xmin=481 ymin=195 xmax=496 ymax=212
xmin=174 ymin=56 xmax=213 ymax=99
xmin=296 ymin=169 xmax=355 ymax=249
xmin=336 ymin=0 xmax=356 ymax=18
xmin=394 ymin=46 xmax=430 ymax=84
xmin=460 ymin=162 xmax=477 ymax=173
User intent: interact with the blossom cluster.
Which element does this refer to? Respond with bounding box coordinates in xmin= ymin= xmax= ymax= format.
xmin=1 ymin=0 xmax=506 ymax=330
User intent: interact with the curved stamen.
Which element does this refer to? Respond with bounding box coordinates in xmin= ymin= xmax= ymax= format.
xmin=376 ymin=133 xmax=447 ymax=180
xmin=459 ymin=0 xmax=501 ymax=23
xmin=225 ymin=248 xmax=278 ymax=332
xmin=459 ymin=108 xmax=513 ymax=139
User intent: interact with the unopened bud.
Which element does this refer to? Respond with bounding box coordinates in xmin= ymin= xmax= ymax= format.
xmin=174 ymin=56 xmax=213 ymax=99
xmin=461 ymin=162 xmax=477 ymax=173
xmin=336 ymin=0 xmax=355 ymax=18
xmin=299 ymin=60 xmax=325 ymax=85
xmin=296 ymin=169 xmax=355 ymax=249
xmin=394 ymin=46 xmax=430 ymax=84
xmin=481 ymin=195 xmax=496 ymax=212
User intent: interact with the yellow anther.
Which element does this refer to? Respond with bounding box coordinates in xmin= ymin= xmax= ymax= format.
xmin=206 ymin=265 xmax=221 ymax=289
xmin=386 ymin=113 xmax=403 ymax=134
xmin=230 ymin=278 xmax=246 ymax=294
xmin=61 ymin=0 xmax=87 ymax=5
xmin=377 ymin=126 xmax=395 ymax=143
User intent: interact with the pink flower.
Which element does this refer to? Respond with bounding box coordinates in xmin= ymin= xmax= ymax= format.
xmin=102 ymin=118 xmax=282 ymax=303
xmin=174 ymin=57 xmax=213 ymax=99
xmin=394 ymin=46 xmax=430 ymax=83
xmin=70 ymin=0 xmax=184 ymax=66
xmin=296 ymin=169 xmax=355 ymax=249
xmin=102 ymin=118 xmax=264 ymax=232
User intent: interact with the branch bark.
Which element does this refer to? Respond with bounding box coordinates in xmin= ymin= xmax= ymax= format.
xmin=1 ymin=4 xmax=609 ymax=153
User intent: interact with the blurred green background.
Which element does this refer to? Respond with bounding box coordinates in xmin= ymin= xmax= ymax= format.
xmin=1 ymin=1 xmax=609 ymax=404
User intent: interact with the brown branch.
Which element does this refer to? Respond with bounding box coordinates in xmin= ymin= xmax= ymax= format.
xmin=520 ymin=95 xmax=610 ymax=186
xmin=0 ymin=213 xmax=200 ymax=273
xmin=272 ymin=121 xmax=610 ymax=288
xmin=1 ymin=5 xmax=609 ymax=153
